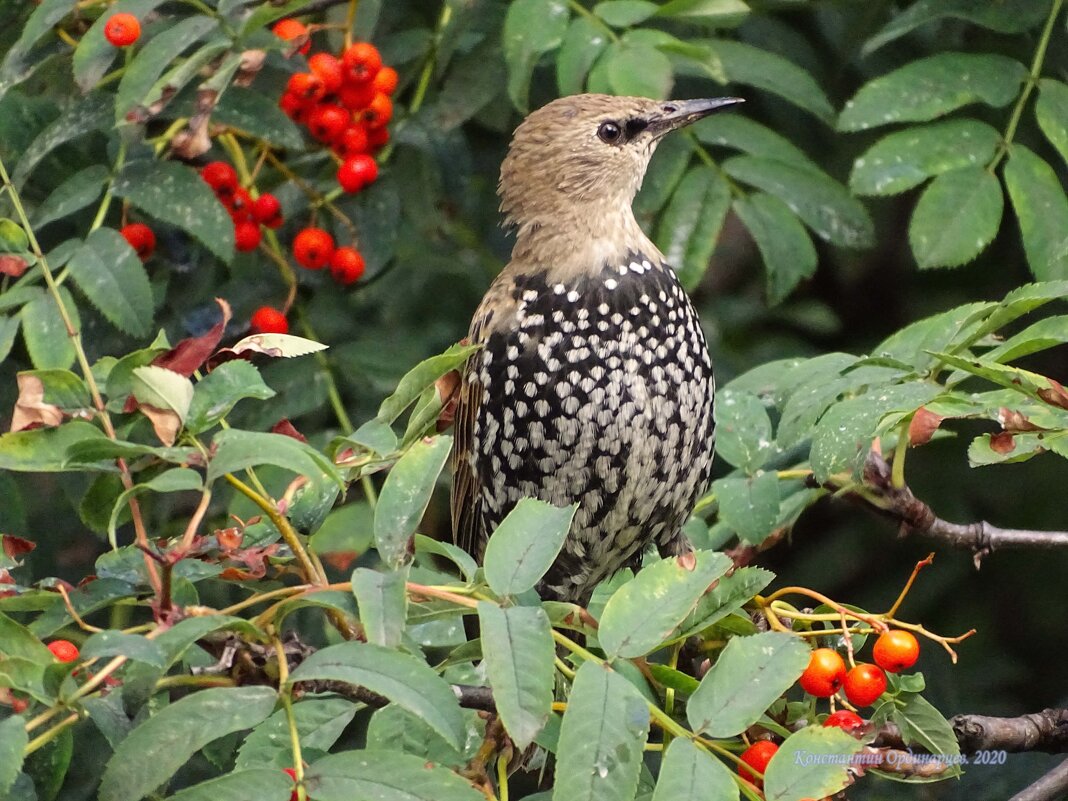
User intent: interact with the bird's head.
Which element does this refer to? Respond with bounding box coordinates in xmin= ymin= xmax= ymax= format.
xmin=499 ymin=94 xmax=742 ymax=268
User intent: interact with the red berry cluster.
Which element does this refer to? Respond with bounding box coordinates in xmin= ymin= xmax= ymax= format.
xmin=273 ymin=20 xmax=393 ymax=195
xmin=293 ymin=227 xmax=365 ymax=285
xmin=797 ymin=629 xmax=921 ymax=709
xmin=199 ymin=161 xmax=283 ymax=253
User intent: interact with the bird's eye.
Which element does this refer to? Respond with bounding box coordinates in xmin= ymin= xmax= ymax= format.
xmin=597 ymin=121 xmax=623 ymax=144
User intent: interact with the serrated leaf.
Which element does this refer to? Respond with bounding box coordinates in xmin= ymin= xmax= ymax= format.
xmin=165 ymin=769 xmax=294 ymax=801
xmin=73 ymin=0 xmax=171 ymax=92
xmin=33 ymin=165 xmax=109 ymax=228
xmin=850 ymin=119 xmax=1000 ymax=196
xmin=307 ymin=749 xmax=484 ymax=801
xmin=1003 ymin=145 xmax=1068 ymax=281
xmin=236 ymin=696 xmax=358 ymax=769
xmin=712 ymin=388 xmax=774 ymax=472
xmin=651 ymin=738 xmax=737 ymax=801
xmin=733 ymin=192 xmax=817 ymax=305
xmin=477 ymin=603 xmax=555 ymax=749
xmin=352 ymin=566 xmax=408 ymax=648
xmin=968 ymin=430 xmax=1058 ymax=467
xmin=598 ymin=550 xmax=731 ymax=658
xmin=687 ymin=631 xmax=809 ymax=736
xmin=723 ymin=156 xmax=874 ymax=248
xmin=863 ymin=0 xmax=1049 ymax=55
xmin=655 ymin=164 xmax=730 ymax=289
xmin=557 ymin=17 xmax=610 ymax=95
xmin=376 ymin=342 xmax=479 ymax=424
xmin=67 ymin=228 xmax=154 ymax=336
xmin=764 ymin=726 xmax=865 ymax=800
xmin=20 ymin=287 xmax=80 ymax=370
xmin=213 ymin=88 xmax=304 ymax=150
xmin=288 ymin=641 xmax=466 ymax=750
xmin=672 ymin=566 xmax=774 ymax=640
xmin=113 ymin=160 xmax=234 ymax=262
xmin=552 ymin=661 xmax=650 ymax=801
xmin=206 ymin=429 xmax=342 ymax=486
xmin=131 ymin=365 xmax=193 ymax=422
xmin=483 ymin=498 xmax=577 ymax=596
xmin=604 ymin=41 xmax=673 ymax=99
xmin=373 ymin=435 xmax=453 ymax=568
xmin=0 ymin=0 xmax=75 ymax=101
xmin=713 ymin=40 xmax=833 ymax=124
xmin=909 ymin=167 xmax=1003 ymax=269
xmin=11 ymin=94 xmax=111 ymax=189
xmin=890 ymin=692 xmax=961 ymax=775
xmin=98 ymin=686 xmax=278 ymax=801
xmin=838 ymin=53 xmax=1026 ymax=132
xmin=503 ymin=0 xmax=570 ymax=110
xmin=0 ymin=421 xmax=106 ymax=472
xmin=1037 ymin=79 xmax=1068 ymax=168
xmin=694 ymin=115 xmax=819 ymax=171
xmin=185 ymin=360 xmax=275 ymax=434
xmin=713 ymin=472 xmax=780 ymax=544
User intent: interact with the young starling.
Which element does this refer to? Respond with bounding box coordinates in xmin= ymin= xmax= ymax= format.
xmin=451 ymin=93 xmax=742 ymax=604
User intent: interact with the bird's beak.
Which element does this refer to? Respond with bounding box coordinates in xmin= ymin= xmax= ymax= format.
xmin=647 ymin=97 xmax=744 ymax=136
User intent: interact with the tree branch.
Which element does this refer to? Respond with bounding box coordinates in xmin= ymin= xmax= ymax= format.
xmin=871 ymin=708 xmax=1068 ymax=754
xmin=1009 ymin=757 xmax=1068 ymax=801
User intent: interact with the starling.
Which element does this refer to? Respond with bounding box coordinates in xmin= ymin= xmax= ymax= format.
xmin=451 ymin=93 xmax=742 ymax=604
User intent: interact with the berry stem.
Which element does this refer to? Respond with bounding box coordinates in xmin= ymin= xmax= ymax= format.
xmin=274 ymin=632 xmax=307 ymax=798
xmin=23 ymin=713 xmax=81 ymax=758
xmin=407 ymin=1 xmax=453 ymax=115
xmin=344 ymin=0 xmax=359 ymax=48
xmin=89 ymin=139 xmax=127 ymax=233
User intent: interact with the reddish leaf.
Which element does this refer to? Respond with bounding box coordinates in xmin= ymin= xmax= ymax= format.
xmin=0 ymin=255 xmax=29 ymax=277
xmin=10 ymin=374 xmax=64 ymax=432
xmin=271 ymin=418 xmax=307 ymax=442
xmin=989 ymin=431 xmax=1016 ymax=454
xmin=2 ymin=534 xmax=36 ymax=559
xmin=215 ymin=527 xmax=243 ymax=551
xmin=1038 ymin=379 xmax=1068 ymax=410
xmin=998 ymin=407 xmax=1043 ymax=433
xmin=152 ymin=298 xmax=232 ymax=376
xmin=322 ymin=551 xmax=359 ymax=571
xmin=908 ymin=406 xmax=944 ymax=446
xmin=435 ymin=369 xmax=461 ymax=432
xmin=139 ymin=403 xmax=182 ymax=447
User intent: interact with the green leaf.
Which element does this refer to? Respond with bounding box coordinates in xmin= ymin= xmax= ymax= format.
xmin=132 ymin=365 xmax=193 ymax=423
xmin=764 ymin=726 xmax=865 ymax=800
xmin=81 ymin=630 xmax=166 ymax=667
xmin=503 ymin=0 xmax=570 ymax=110
xmin=365 ymin=705 xmax=475 ymax=768
xmin=352 ymin=566 xmax=408 ymax=648
xmin=377 ymin=343 xmax=479 ymax=424
xmin=0 ymin=0 xmax=75 ymax=101
xmin=72 ymin=0 xmax=171 ymax=92
xmin=890 ymin=692 xmax=961 ymax=776
xmin=186 ymin=360 xmax=275 ymax=434
xmin=206 ymin=429 xmax=343 ymax=487
xmin=309 ymin=502 xmax=374 ymax=558
xmin=0 ymin=421 xmax=107 ymax=472
xmin=673 ymin=566 xmax=774 ymax=640
xmin=656 ymin=0 xmax=749 ymax=26
xmin=483 ymin=498 xmax=578 ymax=596
xmin=11 ymin=94 xmax=111 ymax=189
xmin=98 ymin=686 xmax=278 ymax=801
xmin=969 ymin=431 xmax=1058 ymax=467
xmin=0 ymin=612 xmax=53 ymax=661
xmin=733 ymin=192 xmax=817 ymax=305
xmin=686 ymin=631 xmax=809 ymax=737
xmin=414 ymin=534 xmax=478 ymax=581
xmin=863 ymin=0 xmax=1050 ymax=55
xmin=113 ymin=160 xmax=235 ymax=263
xmin=599 ymin=550 xmax=731 ymax=658
xmin=850 ymin=119 xmax=1001 ymax=196
xmin=594 ymin=1 xmax=658 ymax=26
xmin=107 ymin=468 xmax=202 ymax=548
xmin=307 ymin=750 xmax=485 ymax=801
xmin=655 ymin=165 xmax=730 ymax=290
xmin=0 ymin=656 xmax=50 ymax=703
xmin=165 ymin=769 xmax=295 ymax=801
xmin=1037 ymin=79 xmax=1068 ymax=168
xmin=213 ymin=88 xmax=304 ymax=151
xmin=694 ymin=115 xmax=819 ymax=172
xmin=288 ymin=641 xmax=466 ymax=750
xmin=552 ymin=661 xmax=650 ymax=801
xmin=634 ymin=135 xmax=693 ymax=222
xmin=0 ymin=715 xmax=28 ymax=797
xmin=838 ymin=53 xmax=1026 ymax=132
xmin=908 ymin=167 xmax=1003 ymax=269
xmin=712 ymin=388 xmax=775 ymax=473
xmin=477 ymin=602 xmax=555 ymax=749
xmin=959 ymin=281 xmax=1068 ymax=348
xmin=557 ymin=17 xmax=610 ymax=95
xmin=604 ymin=41 xmax=673 ymax=99
xmin=236 ymin=696 xmax=358 ymax=768
xmin=1003 ymin=145 xmax=1068 ymax=281
xmin=24 ymin=724 xmax=71 ymax=801
xmin=115 ymin=15 xmax=219 ymax=120
xmin=651 ymin=738 xmax=738 ymax=801
xmin=17 ymin=369 xmax=91 ymax=411
xmin=373 ymin=435 xmax=453 ymax=567
xmin=723 ymin=156 xmax=874 ymax=248
xmin=713 ymin=40 xmax=833 ymax=124
xmin=33 ymin=165 xmax=109 ymax=228
xmin=67 ymin=228 xmax=154 ymax=337
xmin=985 ymin=315 xmax=1068 ymax=364
xmin=0 ymin=315 xmax=19 ymax=363
xmin=21 ymin=287 xmax=79 ymax=369
xmin=713 ymin=472 xmax=780 ymax=544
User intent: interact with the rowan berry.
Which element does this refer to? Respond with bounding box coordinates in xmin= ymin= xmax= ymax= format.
xmin=335 ymin=125 xmax=369 ymax=159
xmin=337 ymin=155 xmax=378 ymax=193
xmin=738 ymin=740 xmax=778 ymax=788
xmin=293 ymin=227 xmax=334 ymax=269
xmin=341 ymin=42 xmax=382 ymax=84
xmin=227 ymin=188 xmax=254 ymax=221
xmin=47 ymin=640 xmax=80 ymax=663
xmin=368 ymin=126 xmax=390 ymax=149
xmin=338 ymin=82 xmax=375 ymax=111
xmin=330 ymin=247 xmax=365 ymax=285
xmin=798 ymin=647 xmax=847 ymax=698
xmin=843 ymin=663 xmax=888 ymax=707
xmin=372 ymin=66 xmax=398 ymax=96
xmin=309 ymin=53 xmax=344 ymax=94
xmin=234 ymin=221 xmax=262 ymax=252
xmin=201 ymin=161 xmax=238 ymax=194
xmin=120 ymin=223 xmax=156 ymax=261
xmin=272 ymin=18 xmax=310 ymax=55
xmin=823 ymin=709 xmax=865 ymax=733
xmin=252 ymin=194 xmax=283 ymax=228
xmin=286 ymin=72 xmax=324 ymax=103
xmin=279 ymin=91 xmax=307 ymax=120
xmin=873 ymin=630 xmax=920 ymax=673
xmin=104 ymin=13 xmax=140 ymax=47
xmin=362 ymin=93 xmax=392 ymax=130
xmin=250 ymin=306 xmax=288 ymax=334
xmin=308 ymin=104 xmax=349 ymax=143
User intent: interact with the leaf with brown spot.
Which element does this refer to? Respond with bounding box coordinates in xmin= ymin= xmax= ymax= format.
xmin=152 ymin=298 xmax=232 ymax=376
xmin=997 ymin=407 xmax=1044 ymax=433
xmin=2 ymin=534 xmax=35 ymax=559
xmin=908 ymin=406 xmax=945 ymax=446
xmin=1038 ymin=378 xmax=1068 ymax=410
xmin=989 ymin=431 xmax=1016 ymax=454
xmin=10 ymin=374 xmax=64 ymax=432
xmin=139 ymin=403 xmax=183 ymax=447
xmin=271 ymin=418 xmax=307 ymax=442
xmin=435 ymin=369 xmax=461 ymax=432
xmin=0 ymin=255 xmax=29 ymax=277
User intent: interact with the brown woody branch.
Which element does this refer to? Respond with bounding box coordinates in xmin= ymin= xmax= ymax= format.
xmin=1010 ymin=757 xmax=1068 ymax=801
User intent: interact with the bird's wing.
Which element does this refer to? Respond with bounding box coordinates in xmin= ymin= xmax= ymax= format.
xmin=450 ymin=336 xmax=483 ymax=559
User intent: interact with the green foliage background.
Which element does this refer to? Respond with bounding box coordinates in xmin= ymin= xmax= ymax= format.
xmin=2 ymin=0 xmax=1068 ymax=799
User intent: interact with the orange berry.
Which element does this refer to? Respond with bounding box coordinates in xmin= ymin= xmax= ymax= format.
xmin=272 ymin=18 xmax=310 ymax=55
xmin=873 ymin=630 xmax=920 ymax=673
xmin=287 ymin=72 xmax=325 ymax=103
xmin=362 ymin=93 xmax=392 ymax=130
xmin=308 ymin=52 xmax=344 ymax=94
xmin=293 ymin=227 xmax=334 ymax=270
xmin=330 ymin=247 xmax=365 ymax=285
xmin=250 ymin=306 xmax=288 ymax=334
xmin=308 ymin=103 xmax=349 ymax=143
xmin=798 ymin=648 xmax=847 ymax=698
xmin=339 ymin=81 xmax=375 ymax=111
xmin=120 ymin=223 xmax=155 ymax=261
xmin=104 ymin=13 xmax=140 ymax=47
xmin=843 ymin=663 xmax=887 ymax=708
xmin=341 ymin=42 xmax=382 ymax=84
xmin=372 ymin=65 xmax=398 ymax=96
xmin=738 ymin=740 xmax=778 ymax=789
xmin=47 ymin=640 xmax=80 ymax=663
